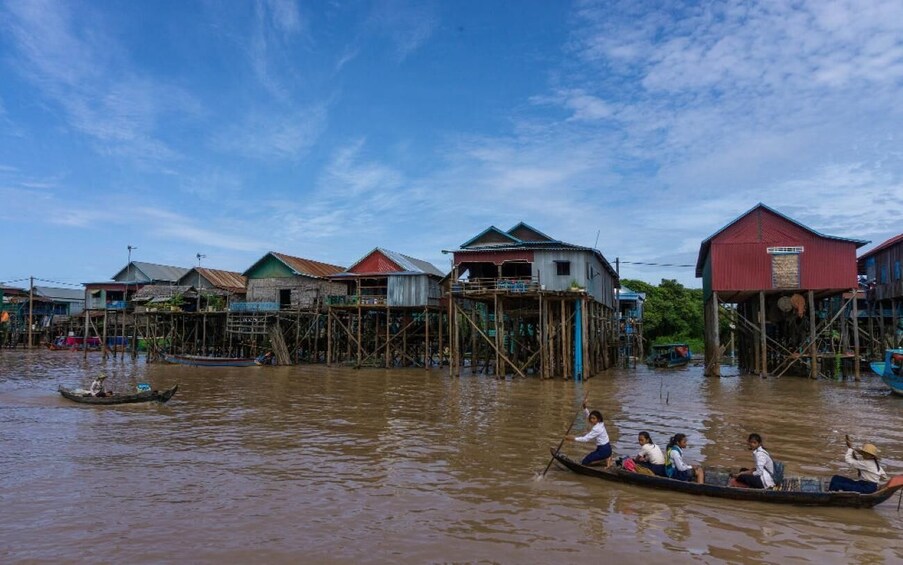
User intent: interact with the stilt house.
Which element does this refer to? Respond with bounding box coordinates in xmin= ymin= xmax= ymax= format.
xmin=858 ymin=232 xmax=903 ymax=349
xmin=447 ymin=222 xmax=619 ymax=379
xmin=696 ymin=203 xmax=868 ymax=378
xmin=241 ymin=252 xmax=345 ymax=311
xmin=324 ymin=248 xmax=444 ymax=369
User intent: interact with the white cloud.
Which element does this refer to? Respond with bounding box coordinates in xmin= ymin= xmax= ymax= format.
xmin=368 ymin=0 xmax=438 ymax=60
xmin=212 ymin=106 xmax=328 ymax=160
xmin=2 ymin=0 xmax=198 ymax=163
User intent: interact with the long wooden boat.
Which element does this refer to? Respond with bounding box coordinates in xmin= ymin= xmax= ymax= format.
xmin=161 ymin=353 xmax=257 ymax=367
xmin=59 ymin=384 xmax=178 ymax=405
xmin=877 ymin=348 xmax=903 ymax=395
xmin=550 ymin=448 xmax=903 ymax=508
xmin=645 ymin=343 xmax=692 ymax=368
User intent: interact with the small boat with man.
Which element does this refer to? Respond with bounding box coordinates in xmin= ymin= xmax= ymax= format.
xmin=59 ymin=377 xmax=178 ymax=405
xmin=645 ymin=343 xmax=692 ymax=368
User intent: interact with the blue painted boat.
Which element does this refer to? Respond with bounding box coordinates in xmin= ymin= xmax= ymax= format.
xmin=162 ymin=353 xmax=257 ymax=367
xmin=645 ymin=343 xmax=692 ymax=368
xmin=877 ymin=349 xmax=903 ymax=395
xmin=870 ymin=361 xmax=885 ymax=376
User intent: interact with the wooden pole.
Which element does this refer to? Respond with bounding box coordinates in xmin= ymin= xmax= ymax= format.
xmin=852 ymin=288 xmax=861 ymax=381
xmin=424 ymin=308 xmax=430 ymax=370
xmin=759 ymin=291 xmax=767 ymax=378
xmin=539 ymin=293 xmax=545 ymax=379
xmin=27 ymin=276 xmax=34 ymax=349
xmin=712 ymin=291 xmax=720 ymax=377
xmin=808 ymin=290 xmax=817 ymax=379
xmin=385 ymin=307 xmax=391 ymax=368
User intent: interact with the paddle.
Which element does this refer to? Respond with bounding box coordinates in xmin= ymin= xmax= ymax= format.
xmin=541 ymin=390 xmax=590 ymax=477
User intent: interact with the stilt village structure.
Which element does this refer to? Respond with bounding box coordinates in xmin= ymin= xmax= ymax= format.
xmin=3 ymin=209 xmax=900 ymax=380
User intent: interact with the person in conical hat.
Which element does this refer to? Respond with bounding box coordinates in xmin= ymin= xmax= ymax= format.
xmin=89 ymin=373 xmax=109 ymax=397
xmin=827 ymin=436 xmax=887 ymax=494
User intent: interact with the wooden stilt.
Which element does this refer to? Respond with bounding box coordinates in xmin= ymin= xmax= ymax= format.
xmin=852 ymin=288 xmax=861 ymax=381
xmin=808 ymin=290 xmax=817 ymax=379
xmin=760 ymin=291 xmax=767 ymax=378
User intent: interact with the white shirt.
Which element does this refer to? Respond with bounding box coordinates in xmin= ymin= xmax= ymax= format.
xmin=637 ymin=443 xmax=665 ymax=465
xmin=575 ymin=409 xmax=610 ymax=446
xmin=845 ymin=449 xmax=887 ymax=484
xmin=668 ymin=447 xmax=692 ymax=472
xmin=752 ymin=446 xmax=775 ymax=488
xmin=89 ymin=379 xmax=104 ymax=395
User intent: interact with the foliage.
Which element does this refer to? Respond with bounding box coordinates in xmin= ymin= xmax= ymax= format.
xmin=205 ymin=294 xmax=226 ymax=310
xmin=621 ymin=278 xmax=704 ymax=348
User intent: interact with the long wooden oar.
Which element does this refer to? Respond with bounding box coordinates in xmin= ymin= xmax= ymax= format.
xmin=541 ymin=391 xmax=590 ymax=477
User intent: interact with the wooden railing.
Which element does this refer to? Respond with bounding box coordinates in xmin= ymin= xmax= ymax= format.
xmin=451 ymin=276 xmax=540 ymax=294
xmin=326 ymin=295 xmax=388 ymax=306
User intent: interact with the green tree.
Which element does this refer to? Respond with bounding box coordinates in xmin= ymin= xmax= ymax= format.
xmin=621 ymin=278 xmax=704 ymax=350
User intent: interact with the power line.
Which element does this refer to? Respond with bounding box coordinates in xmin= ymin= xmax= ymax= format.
xmin=620 ymin=261 xmax=695 ymax=268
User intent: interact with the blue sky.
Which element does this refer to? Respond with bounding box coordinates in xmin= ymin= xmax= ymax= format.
xmin=2 ymin=0 xmax=902 ymax=290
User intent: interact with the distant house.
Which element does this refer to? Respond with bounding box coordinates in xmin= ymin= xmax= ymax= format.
xmin=450 ymin=222 xmax=618 ymax=309
xmin=177 ymin=267 xmax=247 ymax=308
xmin=858 ymin=232 xmax=903 ymax=302
xmin=84 ymin=261 xmax=190 ymax=310
xmin=241 ymin=252 xmax=345 ymax=310
xmin=618 ymin=285 xmax=645 ymax=320
xmin=857 ymin=232 xmax=903 ymax=348
xmin=329 ymin=248 xmax=444 ymax=307
xmin=33 ymin=286 xmax=86 ymax=317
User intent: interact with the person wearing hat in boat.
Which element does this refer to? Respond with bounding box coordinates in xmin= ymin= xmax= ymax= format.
xmin=566 ymin=402 xmax=613 ymax=468
xmin=827 ymin=436 xmax=888 ymax=494
xmin=89 ymin=374 xmax=110 ymax=397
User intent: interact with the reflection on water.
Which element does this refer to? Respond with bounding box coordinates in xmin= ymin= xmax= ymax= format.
xmin=1 ymin=350 xmax=902 ymax=563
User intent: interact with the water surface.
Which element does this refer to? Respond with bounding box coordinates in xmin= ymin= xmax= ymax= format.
xmin=1 ymin=350 xmax=901 ymax=564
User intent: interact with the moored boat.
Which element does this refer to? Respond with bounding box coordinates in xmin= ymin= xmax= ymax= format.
xmin=876 ymin=348 xmax=903 ymax=395
xmin=59 ymin=384 xmax=178 ymax=405
xmin=161 ymin=353 xmax=257 ymax=367
xmin=645 ymin=343 xmax=692 ymax=368
xmin=549 ymin=448 xmax=903 ymax=508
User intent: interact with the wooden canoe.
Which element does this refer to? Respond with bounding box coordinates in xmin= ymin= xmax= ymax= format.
xmin=59 ymin=384 xmax=179 ymax=405
xmin=550 ymin=448 xmax=903 ymax=508
xmin=161 ymin=353 xmax=257 ymax=367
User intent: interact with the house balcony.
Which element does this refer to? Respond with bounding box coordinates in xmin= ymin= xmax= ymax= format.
xmin=450 ymin=276 xmax=540 ymax=295
xmin=326 ymin=295 xmax=388 ymax=307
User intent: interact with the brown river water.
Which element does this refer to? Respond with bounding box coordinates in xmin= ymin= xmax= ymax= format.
xmin=1 ymin=350 xmax=902 ymax=564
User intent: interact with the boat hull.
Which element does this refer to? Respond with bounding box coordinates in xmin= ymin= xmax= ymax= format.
xmin=878 ymin=349 xmax=903 ymax=396
xmin=162 ymin=353 xmax=257 ymax=367
xmin=549 ymin=449 xmax=903 ymax=508
xmin=59 ymin=384 xmax=178 ymax=405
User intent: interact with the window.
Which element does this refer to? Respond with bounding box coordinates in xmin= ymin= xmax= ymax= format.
xmin=895 ymin=261 xmax=901 ymax=281
xmin=767 ymin=246 xmax=804 ymax=254
xmin=880 ymin=265 xmax=888 ymax=284
xmin=555 ymin=261 xmax=570 ymax=276
xmin=279 ymin=289 xmax=292 ymax=307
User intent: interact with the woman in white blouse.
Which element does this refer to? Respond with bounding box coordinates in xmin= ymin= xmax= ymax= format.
xmin=827 ymin=436 xmax=887 ymax=494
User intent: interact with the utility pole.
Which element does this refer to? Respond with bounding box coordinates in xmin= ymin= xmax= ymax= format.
xmin=615 ymin=257 xmax=621 ymax=367
xmin=196 ymin=253 xmax=206 ymax=311
xmin=28 ymin=276 xmax=34 ymax=349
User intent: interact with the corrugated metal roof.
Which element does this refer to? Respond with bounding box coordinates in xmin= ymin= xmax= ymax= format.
xmin=113 ymin=261 xmax=190 ymax=283
xmin=344 ymin=248 xmax=444 ymax=277
xmin=33 ymin=286 xmax=85 ymax=301
xmin=858 ymin=232 xmax=903 ymax=261
xmin=132 ymin=284 xmax=196 ymax=302
xmin=379 ymin=249 xmax=444 ymax=277
xmin=696 ymin=203 xmax=869 ymax=277
xmin=192 ymin=268 xmax=247 ymax=292
xmin=271 ymin=252 xmax=345 ymax=278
